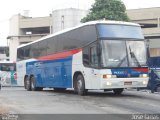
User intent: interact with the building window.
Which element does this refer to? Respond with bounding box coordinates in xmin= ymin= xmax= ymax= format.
xmin=150 ymin=48 xmax=160 ymax=57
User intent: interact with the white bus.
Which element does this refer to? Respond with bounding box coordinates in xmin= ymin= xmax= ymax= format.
xmin=0 ymin=61 xmax=17 ymax=86
xmin=16 ymin=21 xmax=148 ymax=95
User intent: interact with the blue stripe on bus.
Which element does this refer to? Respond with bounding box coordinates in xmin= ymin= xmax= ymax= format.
xmin=26 ymin=56 xmax=72 ymax=88
xmin=111 ymin=68 xmax=147 ymax=77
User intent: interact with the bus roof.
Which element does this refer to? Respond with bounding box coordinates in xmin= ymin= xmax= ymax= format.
xmin=17 ymin=20 xmax=140 ymax=48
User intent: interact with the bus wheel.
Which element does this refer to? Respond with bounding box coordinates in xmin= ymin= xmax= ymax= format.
xmin=76 ymin=74 xmax=87 ymax=96
xmin=30 ymin=76 xmax=42 ymax=91
xmin=31 ymin=76 xmax=36 ymax=91
xmin=113 ymin=88 xmax=124 ymax=95
xmin=26 ymin=77 xmax=31 ymax=91
xmin=24 ymin=77 xmax=28 ymax=89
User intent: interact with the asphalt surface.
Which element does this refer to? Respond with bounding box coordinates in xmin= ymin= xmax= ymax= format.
xmin=0 ymin=87 xmax=160 ymax=120
xmin=0 ymin=87 xmax=160 ymax=114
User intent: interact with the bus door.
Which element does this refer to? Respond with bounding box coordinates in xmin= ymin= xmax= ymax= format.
xmin=89 ymin=44 xmax=99 ymax=88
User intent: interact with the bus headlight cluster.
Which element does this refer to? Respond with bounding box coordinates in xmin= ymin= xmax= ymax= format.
xmin=139 ymin=74 xmax=148 ymax=78
xmin=142 ymin=80 xmax=148 ymax=85
xmin=103 ymin=74 xmax=117 ymax=79
xmin=106 ymin=82 xmax=112 ymax=86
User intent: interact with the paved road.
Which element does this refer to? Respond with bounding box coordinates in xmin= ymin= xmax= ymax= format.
xmin=0 ymin=87 xmax=160 ymax=115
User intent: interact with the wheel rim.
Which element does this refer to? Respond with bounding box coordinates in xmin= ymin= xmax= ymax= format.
xmin=77 ymin=79 xmax=82 ymax=91
xmin=26 ymin=79 xmax=29 ymax=86
xmin=26 ymin=78 xmax=30 ymax=89
xmin=31 ymin=81 xmax=34 ymax=89
xmin=31 ymin=77 xmax=34 ymax=89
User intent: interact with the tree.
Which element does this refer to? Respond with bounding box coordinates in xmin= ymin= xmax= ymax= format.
xmin=81 ymin=0 xmax=129 ymax=23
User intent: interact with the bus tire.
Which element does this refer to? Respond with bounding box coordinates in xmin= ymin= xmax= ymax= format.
xmin=24 ymin=77 xmax=28 ymax=89
xmin=113 ymin=88 xmax=124 ymax=95
xmin=26 ymin=77 xmax=31 ymax=91
xmin=30 ymin=76 xmax=43 ymax=91
xmin=76 ymin=74 xmax=87 ymax=96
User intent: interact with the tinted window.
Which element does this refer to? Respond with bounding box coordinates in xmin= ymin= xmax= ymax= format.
xmin=24 ymin=46 xmax=30 ymax=59
xmin=83 ymin=47 xmax=89 ymax=66
xmin=97 ymin=24 xmax=144 ymax=39
xmin=30 ymin=43 xmax=39 ymax=57
xmin=47 ymin=38 xmax=57 ymax=55
xmin=17 ymin=48 xmax=24 ymax=61
xmin=90 ymin=45 xmax=98 ymax=67
xmin=39 ymin=40 xmax=47 ymax=56
xmin=57 ymin=25 xmax=97 ymax=52
xmin=17 ymin=25 xmax=97 ymax=61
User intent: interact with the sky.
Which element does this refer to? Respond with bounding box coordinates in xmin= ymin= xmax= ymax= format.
xmin=0 ymin=0 xmax=160 ymax=46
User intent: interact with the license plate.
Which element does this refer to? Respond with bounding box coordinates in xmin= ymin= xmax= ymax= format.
xmin=124 ymin=81 xmax=132 ymax=85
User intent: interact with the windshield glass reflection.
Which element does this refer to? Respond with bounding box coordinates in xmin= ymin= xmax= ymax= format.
xmin=101 ymin=40 xmax=147 ymax=68
xmin=127 ymin=41 xmax=147 ymax=67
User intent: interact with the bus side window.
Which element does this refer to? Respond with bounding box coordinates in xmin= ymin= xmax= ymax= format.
xmin=24 ymin=46 xmax=30 ymax=59
xmin=17 ymin=48 xmax=24 ymax=61
xmin=83 ymin=47 xmax=89 ymax=66
xmin=90 ymin=46 xmax=99 ymax=67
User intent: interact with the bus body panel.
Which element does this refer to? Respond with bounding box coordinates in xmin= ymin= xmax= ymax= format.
xmin=23 ymin=49 xmax=81 ymax=88
xmin=16 ymin=21 xmax=149 ymax=90
xmin=72 ymin=51 xmax=148 ymax=89
xmin=18 ymin=47 xmax=149 ymax=89
xmin=16 ymin=60 xmax=28 ymax=86
xmin=100 ymin=69 xmax=148 ymax=89
xmin=83 ymin=68 xmax=148 ymax=89
xmin=26 ymin=57 xmax=72 ymax=88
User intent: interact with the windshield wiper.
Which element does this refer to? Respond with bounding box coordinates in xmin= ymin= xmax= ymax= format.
xmin=117 ymin=55 xmax=127 ymax=67
xmin=129 ymin=46 xmax=141 ymax=67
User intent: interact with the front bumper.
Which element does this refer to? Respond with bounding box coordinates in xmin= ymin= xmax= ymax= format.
xmin=101 ymin=77 xmax=149 ymax=89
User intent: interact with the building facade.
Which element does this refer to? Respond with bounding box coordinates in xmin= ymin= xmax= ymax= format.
xmin=8 ymin=14 xmax=52 ymax=61
xmin=127 ymin=7 xmax=160 ymax=57
xmin=8 ymin=8 xmax=88 ymax=61
xmin=52 ymin=8 xmax=88 ymax=33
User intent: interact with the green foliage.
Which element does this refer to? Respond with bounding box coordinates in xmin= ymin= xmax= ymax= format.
xmin=81 ymin=0 xmax=129 ymax=23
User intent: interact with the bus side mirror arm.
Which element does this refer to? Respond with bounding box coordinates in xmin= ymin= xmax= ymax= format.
xmin=97 ymin=43 xmax=101 ymax=57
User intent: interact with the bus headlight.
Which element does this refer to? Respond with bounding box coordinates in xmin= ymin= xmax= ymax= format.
xmin=142 ymin=80 xmax=148 ymax=85
xmin=139 ymin=74 xmax=148 ymax=78
xmin=106 ymin=82 xmax=112 ymax=86
xmin=103 ymin=74 xmax=117 ymax=79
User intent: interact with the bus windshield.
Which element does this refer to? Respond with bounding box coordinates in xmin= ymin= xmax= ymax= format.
xmin=0 ymin=63 xmax=16 ymax=71
xmin=97 ymin=24 xmax=144 ymax=39
xmin=101 ymin=40 xmax=147 ymax=68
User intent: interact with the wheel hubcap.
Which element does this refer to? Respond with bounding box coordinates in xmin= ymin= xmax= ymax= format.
xmin=31 ymin=81 xmax=34 ymax=89
xmin=77 ymin=79 xmax=82 ymax=91
xmin=26 ymin=79 xmax=29 ymax=85
xmin=26 ymin=79 xmax=30 ymax=89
